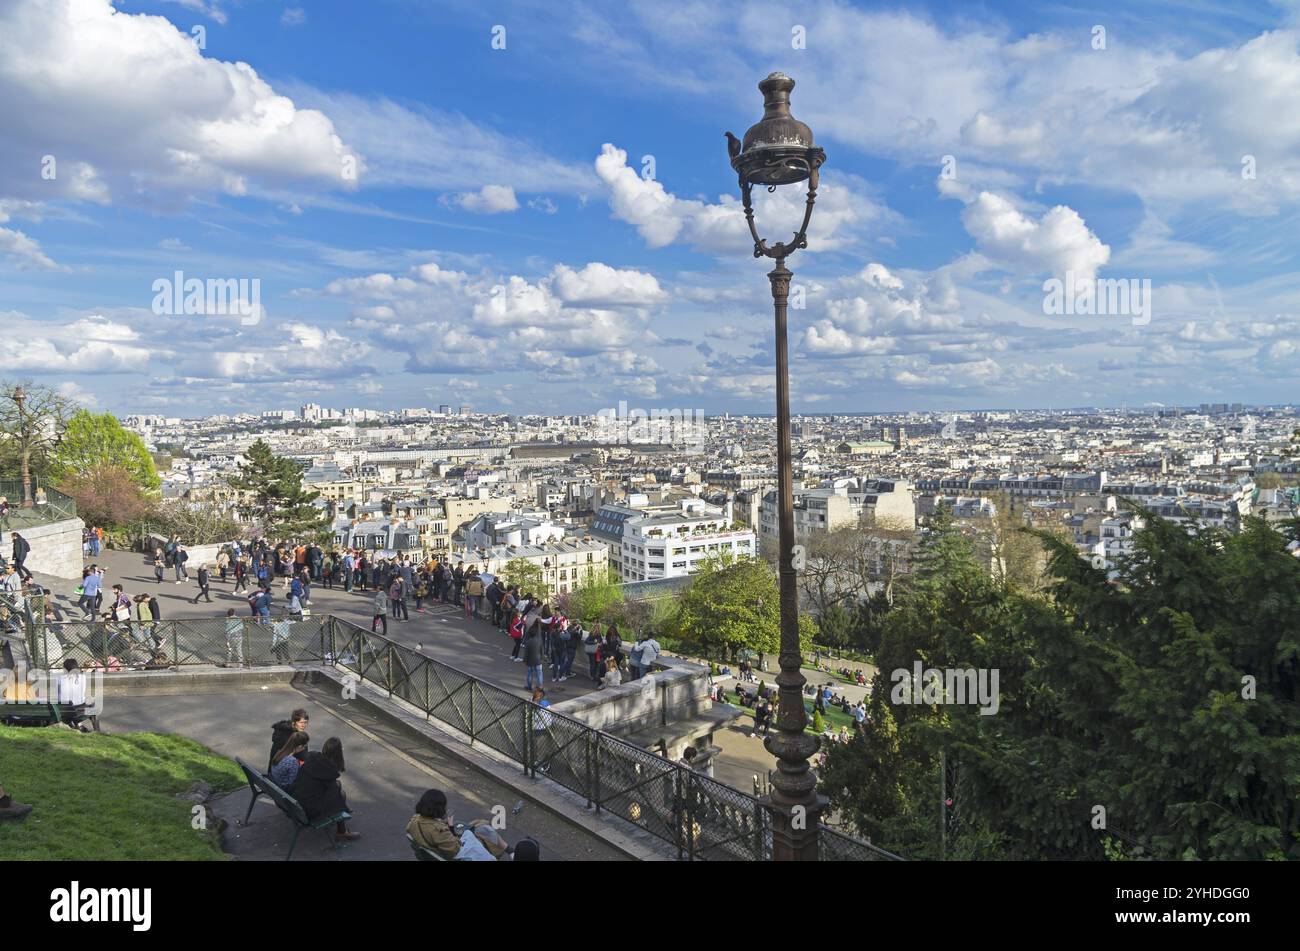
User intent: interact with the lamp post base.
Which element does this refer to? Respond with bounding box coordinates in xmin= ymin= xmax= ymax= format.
xmin=762 ymin=791 xmax=829 ymax=861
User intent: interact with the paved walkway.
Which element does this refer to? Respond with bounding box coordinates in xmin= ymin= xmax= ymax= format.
xmin=48 ymin=549 xmax=600 ymax=704
xmin=45 ymin=548 xmax=865 ymax=803
xmin=102 ymin=682 xmax=627 ymax=861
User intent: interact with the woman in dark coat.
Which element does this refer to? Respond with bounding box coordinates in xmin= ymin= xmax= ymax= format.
xmin=288 ymin=736 xmax=359 ymax=840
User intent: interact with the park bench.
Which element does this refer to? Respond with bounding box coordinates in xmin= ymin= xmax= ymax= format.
xmin=406 ymin=832 xmax=451 ymax=861
xmin=405 ymin=830 xmax=477 ymax=861
xmin=235 ymin=757 xmax=350 ymax=860
xmin=0 ymin=701 xmax=99 ymax=731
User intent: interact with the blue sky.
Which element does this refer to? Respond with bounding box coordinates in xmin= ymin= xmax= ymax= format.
xmin=2 ymin=0 xmax=1299 ymax=416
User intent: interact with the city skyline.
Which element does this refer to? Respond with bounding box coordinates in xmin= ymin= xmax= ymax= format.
xmin=4 ymin=0 xmax=1300 ymax=415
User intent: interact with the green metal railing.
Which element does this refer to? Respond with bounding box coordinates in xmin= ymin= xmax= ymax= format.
xmin=0 ymin=479 xmax=78 ymax=528
xmin=16 ymin=611 xmax=900 ymax=862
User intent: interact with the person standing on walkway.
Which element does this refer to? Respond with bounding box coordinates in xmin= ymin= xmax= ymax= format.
xmin=173 ymin=545 xmax=189 ymax=583
xmin=192 ymin=564 xmax=212 ymax=604
xmin=508 ymin=610 xmax=525 ymax=661
xmin=499 ymin=585 xmax=518 ymax=633
xmin=288 ymin=573 xmax=306 ymax=617
xmin=371 ymin=588 xmax=389 ymax=635
xmin=10 ymin=533 xmax=33 ymax=582
xmin=389 ymin=576 xmax=408 ymax=621
xmin=77 ymin=568 xmax=101 ymax=619
xmin=563 ymin=619 xmax=581 ymax=682
xmin=223 ymin=609 xmax=244 ymax=668
xmin=233 ymin=555 xmax=249 ymax=593
xmin=152 ymin=548 xmax=165 ymax=584
xmin=584 ymin=625 xmax=601 ymax=681
xmin=523 ymin=623 xmax=544 ymax=692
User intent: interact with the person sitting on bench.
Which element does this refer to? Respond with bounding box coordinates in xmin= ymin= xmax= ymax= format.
xmin=269 ymin=708 xmax=309 ymax=772
xmin=269 ymin=731 xmax=310 ymax=788
xmin=406 ymin=788 xmax=461 ymax=859
xmin=289 ymin=736 xmax=359 ymax=842
xmin=56 ymin=659 xmax=92 ymax=731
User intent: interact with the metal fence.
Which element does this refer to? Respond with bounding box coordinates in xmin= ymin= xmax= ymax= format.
xmin=0 ymin=480 xmax=78 ymax=528
xmin=15 ymin=610 xmax=901 ymax=862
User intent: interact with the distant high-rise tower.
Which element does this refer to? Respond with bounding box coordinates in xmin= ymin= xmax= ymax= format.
xmin=894 ymin=425 xmax=906 ymax=450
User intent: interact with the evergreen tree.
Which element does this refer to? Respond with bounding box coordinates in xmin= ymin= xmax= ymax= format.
xmin=820 ymin=503 xmax=1300 ymax=861
xmin=227 ymin=439 xmax=329 ymax=539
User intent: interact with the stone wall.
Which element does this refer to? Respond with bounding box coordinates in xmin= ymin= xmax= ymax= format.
xmin=144 ymin=533 xmax=233 ymax=568
xmin=14 ymin=516 xmax=86 ymax=579
xmin=554 ymin=656 xmax=713 ymax=737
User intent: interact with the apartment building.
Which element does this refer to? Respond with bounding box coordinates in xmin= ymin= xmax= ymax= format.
xmin=758 ymin=479 xmax=916 ymax=542
xmin=618 ymin=499 xmax=756 ymax=582
xmin=448 ymin=538 xmax=609 ymax=596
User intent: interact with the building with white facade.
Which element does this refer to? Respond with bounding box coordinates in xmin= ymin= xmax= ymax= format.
xmin=616 ymin=499 xmax=756 ymax=582
xmin=449 ymin=538 xmax=608 ymax=597
xmin=758 ymin=478 xmax=916 ymax=542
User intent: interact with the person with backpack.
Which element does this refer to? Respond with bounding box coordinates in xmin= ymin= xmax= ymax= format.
xmin=389 ymin=575 xmax=408 ymax=621
xmin=464 ymin=567 xmax=483 ymax=620
xmin=508 ymin=610 xmax=525 ymax=661
xmin=499 ymin=585 xmax=518 ymax=633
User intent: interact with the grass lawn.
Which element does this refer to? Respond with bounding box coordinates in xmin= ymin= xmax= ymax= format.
xmin=0 ymin=725 xmax=245 ymax=860
xmin=720 ymin=691 xmax=856 ymax=734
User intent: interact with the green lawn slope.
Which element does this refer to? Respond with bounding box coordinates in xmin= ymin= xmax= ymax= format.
xmin=0 ymin=725 xmax=243 ymax=860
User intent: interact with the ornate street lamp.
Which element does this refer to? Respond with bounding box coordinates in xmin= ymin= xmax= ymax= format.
xmin=12 ymin=385 xmax=34 ymax=508
xmin=726 ymin=71 xmax=827 ymax=860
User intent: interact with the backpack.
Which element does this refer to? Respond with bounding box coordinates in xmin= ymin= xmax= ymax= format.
xmin=509 ymin=617 xmax=524 ymax=640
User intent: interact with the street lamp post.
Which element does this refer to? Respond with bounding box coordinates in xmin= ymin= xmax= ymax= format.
xmin=726 ymin=71 xmax=827 ymax=860
xmin=12 ymin=385 xmax=34 ymax=508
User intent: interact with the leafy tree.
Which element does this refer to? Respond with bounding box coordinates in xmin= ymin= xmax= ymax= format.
xmin=674 ymin=554 xmax=814 ymax=659
xmin=227 ymin=439 xmax=329 ymax=539
xmin=49 ymin=410 xmax=160 ymax=490
xmin=0 ymin=380 xmax=75 ymax=502
xmin=562 ymin=566 xmax=623 ymax=624
xmin=502 ymin=557 xmax=547 ymax=601
xmin=59 ymin=465 xmax=152 ymax=529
